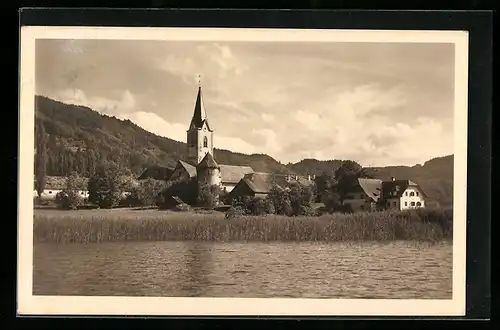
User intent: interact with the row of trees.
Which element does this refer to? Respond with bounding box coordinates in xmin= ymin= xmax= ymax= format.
xmin=52 ymin=162 xmax=167 ymax=210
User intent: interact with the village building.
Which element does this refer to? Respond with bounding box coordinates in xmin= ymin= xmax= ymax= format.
xmin=342 ymin=178 xmax=383 ymax=212
xmin=227 ymin=172 xmax=314 ymax=200
xmin=381 ymin=177 xmax=427 ymax=210
xmin=33 ymin=175 xmax=89 ymax=201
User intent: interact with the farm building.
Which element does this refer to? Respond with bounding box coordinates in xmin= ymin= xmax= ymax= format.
xmin=227 ymin=172 xmax=314 ymax=201
xmin=342 ymin=178 xmax=383 ymax=212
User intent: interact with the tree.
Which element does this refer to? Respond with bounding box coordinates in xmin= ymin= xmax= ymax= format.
xmin=87 ymin=162 xmax=123 ymax=208
xmin=55 ymin=171 xmax=85 ymax=210
xmin=34 ymin=122 xmax=48 ymax=197
xmin=136 ymin=178 xmax=167 ymax=206
xmin=288 ymin=183 xmax=314 ymax=215
xmin=267 ymin=184 xmax=293 ymax=216
xmin=334 ymin=160 xmax=374 ymax=202
xmin=197 ymin=184 xmax=221 ymax=208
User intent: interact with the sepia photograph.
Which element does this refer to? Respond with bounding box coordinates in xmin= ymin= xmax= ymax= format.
xmin=18 ymin=26 xmax=468 ymax=316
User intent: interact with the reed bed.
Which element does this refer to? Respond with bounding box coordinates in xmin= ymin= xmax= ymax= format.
xmin=33 ymin=207 xmax=453 ymax=243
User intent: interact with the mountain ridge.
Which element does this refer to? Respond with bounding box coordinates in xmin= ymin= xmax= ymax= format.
xmin=34 ymin=95 xmax=453 ymax=206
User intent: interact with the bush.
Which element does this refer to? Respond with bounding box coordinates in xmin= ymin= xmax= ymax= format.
xmin=55 ymin=191 xmax=83 ymax=210
xmin=250 ymin=198 xmax=267 ymax=216
xmin=197 ymin=184 xmax=221 ymax=208
xmin=263 ymin=198 xmax=276 ymax=215
xmin=225 ymin=206 xmax=246 ymax=220
xmin=298 ymin=205 xmax=317 ymax=216
xmin=136 ymin=178 xmax=167 ymax=206
xmin=54 ymin=172 xmax=85 ymax=210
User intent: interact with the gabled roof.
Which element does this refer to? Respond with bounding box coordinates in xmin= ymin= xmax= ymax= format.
xmin=197 ymin=152 xmax=219 ymax=169
xmin=381 ymin=179 xmax=423 ymax=199
xmin=137 ymin=166 xmax=173 ymax=180
xmin=177 ymin=160 xmax=197 ymax=177
xmin=188 ymin=87 xmax=213 ymax=131
xmin=219 ymin=164 xmax=254 ymax=184
xmin=357 ymin=178 xmax=383 ymax=202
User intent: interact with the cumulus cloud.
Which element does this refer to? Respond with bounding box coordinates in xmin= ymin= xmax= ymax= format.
xmin=54 ymin=88 xmax=137 ymax=115
xmin=117 ymin=111 xmax=186 ymax=142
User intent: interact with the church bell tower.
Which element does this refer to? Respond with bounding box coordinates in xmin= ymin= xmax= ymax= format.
xmin=186 ymin=79 xmax=214 ymax=165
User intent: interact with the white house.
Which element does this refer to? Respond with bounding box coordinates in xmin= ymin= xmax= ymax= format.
xmin=381 ymin=177 xmax=426 ymax=210
xmin=33 ymin=176 xmax=89 ymax=201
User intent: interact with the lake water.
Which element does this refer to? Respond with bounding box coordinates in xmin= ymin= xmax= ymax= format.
xmin=33 ymin=241 xmax=452 ymax=299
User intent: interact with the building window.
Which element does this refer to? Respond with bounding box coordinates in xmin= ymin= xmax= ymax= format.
xmin=393 ymin=201 xmax=397 ymax=206
xmin=405 ymin=202 xmax=407 ymax=206
xmin=416 ymin=192 xmax=419 ymax=196
xmin=416 ymin=202 xmax=421 ymax=207
xmin=48 ymin=191 xmax=52 ymax=194
xmin=411 ymin=202 xmax=415 ymax=206
xmin=405 ymin=192 xmax=408 ymax=196
xmin=203 ymin=136 xmax=208 ymax=148
xmin=410 ymin=192 xmax=415 ymax=197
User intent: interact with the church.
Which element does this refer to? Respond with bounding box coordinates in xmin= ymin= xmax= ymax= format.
xmin=166 ymin=84 xmax=255 ymax=195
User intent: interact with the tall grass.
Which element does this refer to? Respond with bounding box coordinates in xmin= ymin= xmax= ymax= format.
xmin=33 ymin=207 xmax=453 ymax=243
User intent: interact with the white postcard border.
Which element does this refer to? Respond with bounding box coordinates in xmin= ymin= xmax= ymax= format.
xmin=18 ymin=26 xmax=469 ymax=316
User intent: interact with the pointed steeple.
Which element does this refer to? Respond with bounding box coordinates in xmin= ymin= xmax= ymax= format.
xmin=189 ymin=83 xmax=208 ymax=129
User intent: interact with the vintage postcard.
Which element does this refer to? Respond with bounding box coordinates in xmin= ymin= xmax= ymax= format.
xmin=19 ymin=26 xmax=468 ymax=316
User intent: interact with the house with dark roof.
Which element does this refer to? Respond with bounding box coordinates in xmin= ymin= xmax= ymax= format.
xmin=227 ymin=172 xmax=314 ymax=201
xmin=381 ymin=177 xmax=427 ymax=210
xmin=342 ymin=178 xmax=383 ymax=212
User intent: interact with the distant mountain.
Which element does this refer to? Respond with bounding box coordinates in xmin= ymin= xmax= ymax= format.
xmin=34 ymin=95 xmax=453 ymax=206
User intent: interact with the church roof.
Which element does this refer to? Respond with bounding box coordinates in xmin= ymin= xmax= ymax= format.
xmin=197 ymin=152 xmax=219 ymax=169
xmin=189 ymin=86 xmax=212 ymax=130
xmin=219 ymin=164 xmax=254 ymax=184
xmin=178 ymin=160 xmax=197 ymax=177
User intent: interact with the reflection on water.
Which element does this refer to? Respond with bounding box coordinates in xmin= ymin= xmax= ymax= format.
xmin=33 ymin=241 xmax=453 ymax=299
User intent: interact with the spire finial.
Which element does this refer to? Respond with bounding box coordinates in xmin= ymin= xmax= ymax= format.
xmin=197 ymin=74 xmax=201 ymax=87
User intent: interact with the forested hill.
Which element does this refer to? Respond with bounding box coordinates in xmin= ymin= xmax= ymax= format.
xmin=34 ymin=95 xmax=453 ymax=206
xmin=34 ymin=95 xmax=294 ymax=177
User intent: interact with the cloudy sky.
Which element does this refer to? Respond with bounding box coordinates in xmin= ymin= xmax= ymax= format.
xmin=35 ymin=39 xmax=455 ymax=167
